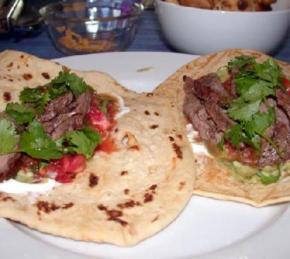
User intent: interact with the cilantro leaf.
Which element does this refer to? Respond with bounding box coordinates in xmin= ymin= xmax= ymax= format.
xmin=228 ymin=99 xmax=261 ymax=121
xmin=63 ymin=128 xmax=101 ymax=159
xmin=20 ymin=87 xmax=50 ymax=113
xmin=254 ymin=58 xmax=281 ymax=85
xmin=5 ymin=103 xmax=35 ymax=124
xmin=244 ymin=108 xmax=275 ymax=136
xmin=222 ymin=56 xmax=281 ymax=152
xmin=228 ymin=56 xmax=255 ymax=75
xmin=224 ymin=124 xmax=247 ymax=147
xmin=235 ymin=77 xmax=274 ymax=102
xmin=0 ymin=118 xmax=19 ymax=154
xmin=20 ymin=120 xmax=62 ymax=160
xmin=50 ymin=71 xmax=89 ymax=97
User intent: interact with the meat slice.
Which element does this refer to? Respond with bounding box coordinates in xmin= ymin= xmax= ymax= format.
xmin=258 ymin=106 xmax=290 ymax=168
xmin=39 ymin=92 xmax=74 ymax=122
xmin=191 ymin=73 xmax=232 ymax=104
xmin=276 ymin=89 xmax=290 ymax=119
xmin=40 ymin=90 xmax=92 ymax=139
xmin=0 ymin=153 xmax=21 ymax=182
xmin=204 ymin=101 xmax=233 ymax=132
xmin=183 ymin=76 xmax=222 ymax=143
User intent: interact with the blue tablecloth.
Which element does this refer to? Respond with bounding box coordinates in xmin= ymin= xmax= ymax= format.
xmin=0 ymin=10 xmax=290 ymax=62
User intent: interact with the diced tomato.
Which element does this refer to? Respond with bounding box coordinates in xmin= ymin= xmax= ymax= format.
xmin=283 ymin=78 xmax=290 ymax=95
xmin=224 ymin=142 xmax=258 ymax=166
xmin=86 ymin=106 xmax=111 ymax=132
xmin=283 ymin=78 xmax=290 ymax=88
xmin=59 ymin=155 xmax=86 ymax=173
xmin=97 ymin=137 xmax=117 ymax=153
xmin=40 ymin=155 xmax=86 ymax=183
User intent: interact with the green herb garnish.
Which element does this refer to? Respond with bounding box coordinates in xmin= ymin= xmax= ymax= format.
xmin=20 ymin=87 xmax=50 ymax=113
xmin=5 ymin=103 xmax=35 ymax=124
xmin=19 ymin=120 xmax=62 ymax=160
xmin=0 ymin=118 xmax=19 ymax=154
xmin=63 ymin=127 xmax=101 ymax=159
xmin=19 ymin=71 xmax=89 ymax=114
xmin=49 ymin=71 xmax=89 ymax=97
xmin=223 ymin=56 xmax=281 ymax=150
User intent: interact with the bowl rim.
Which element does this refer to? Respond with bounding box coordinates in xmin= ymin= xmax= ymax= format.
xmin=40 ymin=0 xmax=144 ymax=23
xmin=156 ymin=0 xmax=290 ymax=15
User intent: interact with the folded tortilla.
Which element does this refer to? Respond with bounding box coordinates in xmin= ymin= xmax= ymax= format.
xmin=0 ymin=50 xmax=194 ymax=245
xmin=154 ymin=48 xmax=290 ymax=207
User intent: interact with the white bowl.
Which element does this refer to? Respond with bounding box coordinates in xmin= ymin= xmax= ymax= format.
xmin=155 ymin=0 xmax=290 ymax=54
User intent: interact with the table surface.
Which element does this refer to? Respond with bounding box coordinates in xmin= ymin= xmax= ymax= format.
xmin=1 ymin=10 xmax=290 ymax=62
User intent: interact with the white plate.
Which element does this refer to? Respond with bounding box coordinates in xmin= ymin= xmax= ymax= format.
xmin=1 ymin=52 xmax=290 ymax=259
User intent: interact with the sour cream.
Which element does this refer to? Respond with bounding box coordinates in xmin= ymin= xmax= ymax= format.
xmin=114 ymin=94 xmax=130 ymax=119
xmin=0 ymin=179 xmax=59 ymax=195
xmin=186 ymin=124 xmax=211 ymax=156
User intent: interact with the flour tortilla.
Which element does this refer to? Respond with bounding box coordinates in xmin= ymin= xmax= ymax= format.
xmin=154 ymin=48 xmax=290 ymax=207
xmin=0 ymin=50 xmax=194 ymax=245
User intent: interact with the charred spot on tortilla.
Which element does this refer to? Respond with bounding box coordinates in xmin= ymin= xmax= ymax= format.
xmin=169 ymin=136 xmax=175 ymax=142
xmin=120 ymin=170 xmax=128 ymax=176
xmin=36 ymin=201 xmax=74 ymax=215
xmin=117 ymin=200 xmax=140 ymax=209
xmin=98 ymin=204 xmax=128 ymax=226
xmin=89 ymin=173 xmax=99 ymax=187
xmin=178 ymin=181 xmax=186 ymax=191
xmin=144 ymin=193 xmax=153 ymax=203
xmin=150 ymin=124 xmax=159 ymax=129
xmin=3 ymin=92 xmax=11 ymax=102
xmin=22 ymin=73 xmax=32 ymax=81
xmin=144 ymin=110 xmax=150 ymax=115
xmin=41 ymin=72 xmax=50 ymax=80
xmin=149 ymin=184 xmax=157 ymax=190
xmin=123 ymin=188 xmax=130 ymax=195
xmin=7 ymin=62 xmax=13 ymax=68
xmin=146 ymin=93 xmax=154 ymax=97
xmin=154 ymin=112 xmax=160 ymax=116
xmin=172 ymin=143 xmax=183 ymax=159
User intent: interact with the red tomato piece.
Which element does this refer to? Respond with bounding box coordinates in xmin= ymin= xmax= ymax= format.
xmin=97 ymin=137 xmax=117 ymax=153
xmin=59 ymin=155 xmax=86 ymax=173
xmin=40 ymin=155 xmax=86 ymax=183
xmin=283 ymin=78 xmax=290 ymax=88
xmin=86 ymin=106 xmax=111 ymax=131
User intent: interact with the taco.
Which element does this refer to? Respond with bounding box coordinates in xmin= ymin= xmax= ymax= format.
xmin=155 ymin=48 xmax=290 ymax=207
xmin=0 ymin=50 xmax=194 ymax=245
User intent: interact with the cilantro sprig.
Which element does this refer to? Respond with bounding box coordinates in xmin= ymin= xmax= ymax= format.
xmin=0 ymin=118 xmax=19 ymax=154
xmin=5 ymin=103 xmax=35 ymax=125
xmin=20 ymin=71 xmax=89 ymax=114
xmin=62 ymin=127 xmax=101 ymax=159
xmin=223 ymin=56 xmax=281 ymax=150
xmin=19 ymin=120 xmax=62 ymax=160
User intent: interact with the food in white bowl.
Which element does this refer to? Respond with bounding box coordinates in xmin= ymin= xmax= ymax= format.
xmin=155 ymin=0 xmax=290 ymax=54
xmin=175 ymin=0 xmax=277 ymax=11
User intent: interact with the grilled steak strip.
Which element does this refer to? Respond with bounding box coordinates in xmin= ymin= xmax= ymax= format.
xmin=39 ymin=90 xmax=92 ymax=140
